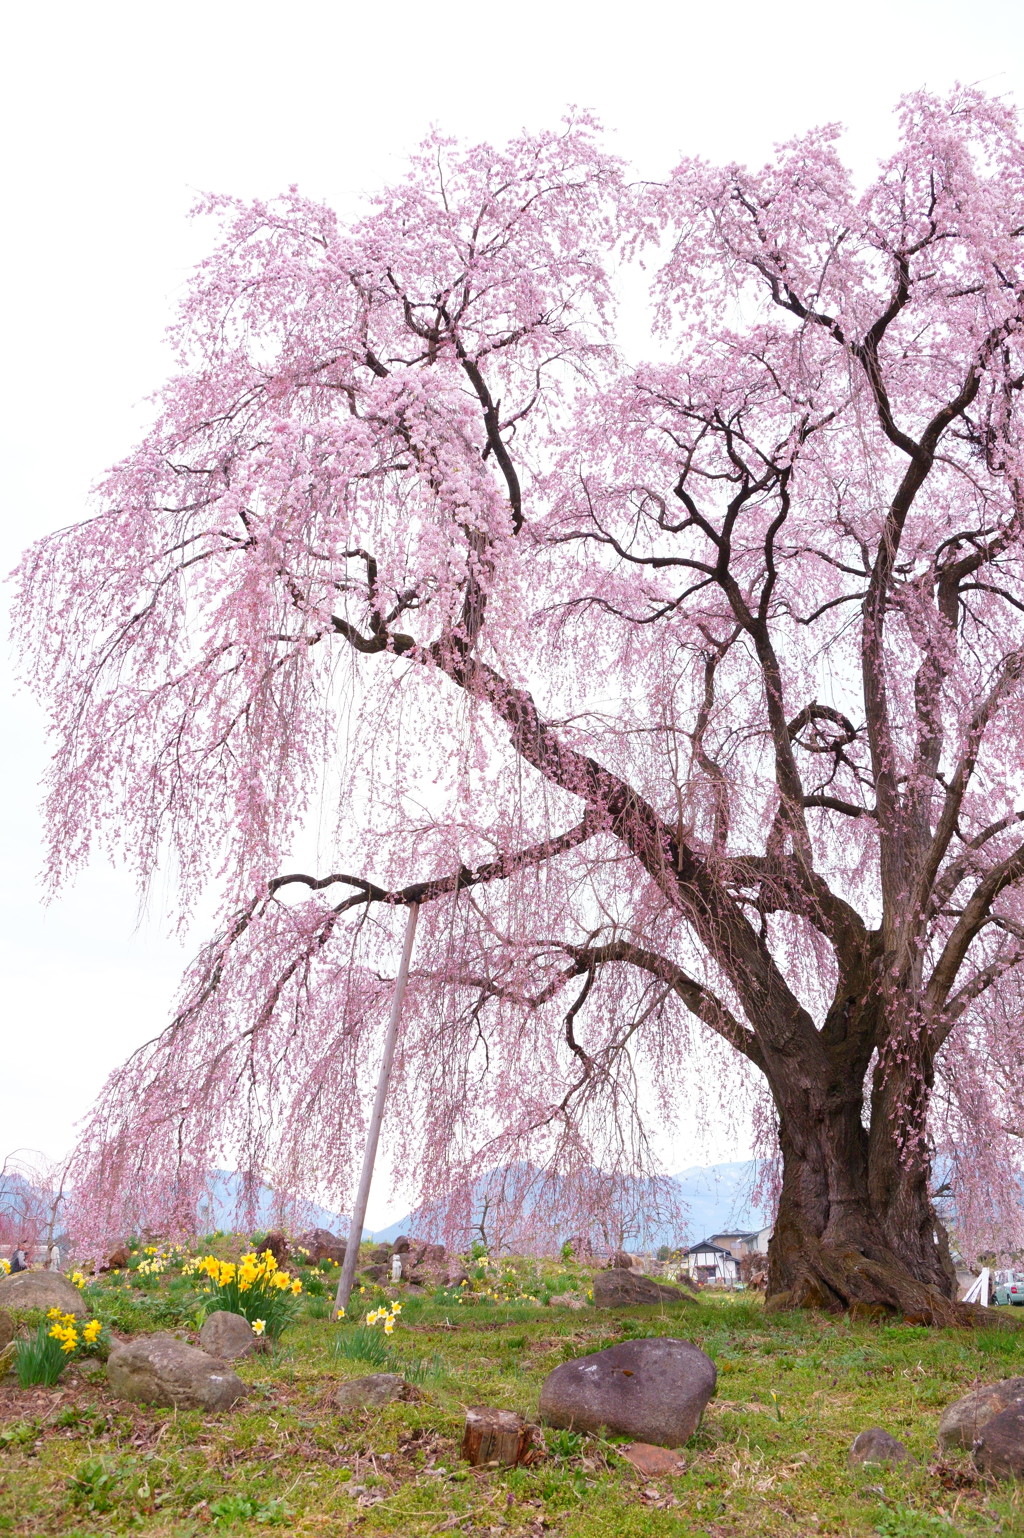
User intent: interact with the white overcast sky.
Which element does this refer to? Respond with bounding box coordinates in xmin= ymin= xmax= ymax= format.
xmin=3 ymin=0 xmax=1023 ymax=1227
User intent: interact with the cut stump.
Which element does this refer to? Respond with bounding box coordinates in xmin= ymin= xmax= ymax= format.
xmin=461 ymin=1407 xmax=546 ymax=1467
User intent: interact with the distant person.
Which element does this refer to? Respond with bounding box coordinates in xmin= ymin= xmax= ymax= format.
xmin=47 ymin=1242 xmax=61 ymax=1271
xmin=10 ymin=1244 xmax=28 ymax=1273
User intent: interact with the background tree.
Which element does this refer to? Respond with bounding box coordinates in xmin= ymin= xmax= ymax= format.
xmin=16 ymin=92 xmax=1024 ymax=1316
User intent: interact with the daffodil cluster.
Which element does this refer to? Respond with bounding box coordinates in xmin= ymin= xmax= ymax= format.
xmin=45 ymin=1309 xmax=102 ymax=1354
xmin=0 ymin=1258 xmax=10 ymax=1275
xmin=365 ymin=1303 xmax=402 ymax=1335
xmin=445 ymin=1255 xmax=546 ymax=1306
xmin=196 ymin=1250 xmax=302 ymax=1340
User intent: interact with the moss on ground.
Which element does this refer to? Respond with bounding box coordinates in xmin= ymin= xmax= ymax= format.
xmin=3 ymin=1273 xmax=1024 ymax=1535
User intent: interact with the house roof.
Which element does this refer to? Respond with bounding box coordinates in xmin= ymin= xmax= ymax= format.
xmin=683 ymin=1240 xmax=735 ymax=1257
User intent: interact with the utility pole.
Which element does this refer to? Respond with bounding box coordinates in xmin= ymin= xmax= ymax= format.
xmin=334 ymin=902 xmax=419 ymax=1316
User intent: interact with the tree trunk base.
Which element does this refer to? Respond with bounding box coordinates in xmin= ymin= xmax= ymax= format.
xmin=765 ymin=1236 xmax=996 ymax=1327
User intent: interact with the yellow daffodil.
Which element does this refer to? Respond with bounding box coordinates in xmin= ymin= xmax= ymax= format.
xmin=390 ymin=1303 xmax=402 ymax=1315
xmin=82 ymin=1320 xmax=102 ymax=1345
xmin=252 ymin=1319 xmax=266 ymax=1336
xmin=383 ymin=1316 xmax=395 ymax=1335
xmin=71 ymin=1272 xmax=87 ymax=1289
xmin=290 ymin=1278 xmax=302 ymax=1295
xmin=0 ymin=1259 xmax=10 ymax=1275
xmin=335 ymin=1306 xmax=345 ymax=1319
xmin=47 ymin=1307 xmax=62 ymax=1320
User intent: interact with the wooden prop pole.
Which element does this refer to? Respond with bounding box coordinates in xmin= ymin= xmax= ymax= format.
xmin=334 ymin=902 xmax=420 ymax=1316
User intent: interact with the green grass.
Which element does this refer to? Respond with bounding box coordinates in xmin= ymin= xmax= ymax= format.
xmin=3 ymin=1271 xmax=1024 ymax=1535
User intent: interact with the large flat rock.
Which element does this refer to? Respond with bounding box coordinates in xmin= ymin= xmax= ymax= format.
xmin=593 ymin=1268 xmax=693 ymax=1308
xmin=334 ymin=1373 xmax=418 ymax=1411
xmin=938 ymin=1377 xmax=1024 ymax=1450
xmin=539 ymin=1336 xmax=716 ymax=1448
xmin=107 ymin=1333 xmax=245 ymax=1410
xmin=974 ymin=1402 xmax=1024 ymax=1478
xmin=0 ymin=1272 xmax=88 ymax=1318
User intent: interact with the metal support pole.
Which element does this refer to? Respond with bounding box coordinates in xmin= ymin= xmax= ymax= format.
xmin=334 ymin=902 xmax=419 ymax=1316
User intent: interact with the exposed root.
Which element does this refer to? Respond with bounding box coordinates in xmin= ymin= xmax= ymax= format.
xmin=764 ymin=1235 xmax=1008 ymax=1327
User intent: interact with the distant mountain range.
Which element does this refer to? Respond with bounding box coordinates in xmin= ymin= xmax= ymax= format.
xmin=1 ymin=1160 xmax=772 ymax=1252
xmin=369 ymin=1160 xmax=772 ymax=1247
xmin=198 ymin=1171 xmax=365 ymax=1240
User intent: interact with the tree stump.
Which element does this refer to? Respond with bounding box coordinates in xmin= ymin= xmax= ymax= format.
xmin=461 ymin=1407 xmax=545 ymax=1467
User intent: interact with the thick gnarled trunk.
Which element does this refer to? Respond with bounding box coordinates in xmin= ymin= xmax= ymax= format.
xmin=763 ymin=1044 xmax=959 ymax=1321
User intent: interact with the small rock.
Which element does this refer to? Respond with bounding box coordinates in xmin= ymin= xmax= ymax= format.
xmin=539 ymin=1336 xmax=716 ymax=1448
xmin=75 ymin=1358 xmax=105 ymax=1379
xmin=608 ymin=1250 xmax=633 ymax=1270
xmin=0 ymin=1271 xmax=88 ymax=1318
xmin=104 ymin=1247 xmax=131 ymax=1272
xmin=593 ymin=1269 xmax=693 ymax=1309
xmin=107 ymin=1333 xmax=246 ymax=1410
xmin=393 ymin=1235 xmax=412 ymax=1254
xmin=938 ymin=1377 xmax=1024 ymax=1450
xmin=461 ymin=1406 xmax=546 ymax=1467
xmin=254 ymin=1231 xmax=290 ymax=1267
xmin=361 ymin=1264 xmax=389 ymax=1284
xmin=294 ymin=1227 xmax=346 ymax=1265
xmin=974 ymin=1402 xmax=1024 ymax=1478
xmin=334 ymin=1373 xmax=418 ymax=1411
xmin=444 ymin=1266 xmax=469 ymax=1288
xmin=368 ymin=1244 xmax=392 ymax=1265
xmin=0 ymin=1311 xmax=13 ymax=1352
xmin=550 ymin=1292 xmax=588 ymax=1309
xmin=620 ymin=1442 xmax=687 ymax=1477
xmin=199 ymin=1310 xmax=263 ymax=1360
xmin=848 ymin=1428 xmax=916 ymax=1468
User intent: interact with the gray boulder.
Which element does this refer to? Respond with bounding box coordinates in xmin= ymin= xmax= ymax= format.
xmin=334 ymin=1373 xmax=418 ymax=1411
xmin=0 ymin=1271 xmax=88 ymax=1318
xmin=393 ymin=1235 xmax=412 ymax=1254
xmin=974 ymin=1402 xmax=1024 ymax=1478
xmin=937 ymin=1377 xmax=1024 ymax=1450
xmin=199 ymin=1310 xmax=262 ymax=1360
xmin=593 ymin=1268 xmax=693 ymax=1308
xmin=0 ymin=1311 xmax=13 ymax=1352
xmin=107 ymin=1333 xmax=245 ymax=1410
xmin=539 ymin=1336 xmax=716 ymax=1448
xmin=848 ymin=1428 xmax=916 ymax=1468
